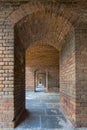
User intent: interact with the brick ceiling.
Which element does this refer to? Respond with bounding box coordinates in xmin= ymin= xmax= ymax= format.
xmin=15 ymin=12 xmax=72 ymax=51
xmin=26 ymin=43 xmax=59 ymax=66
xmin=12 ymin=0 xmax=87 ymax=51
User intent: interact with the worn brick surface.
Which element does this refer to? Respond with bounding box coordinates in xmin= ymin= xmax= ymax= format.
xmin=60 ymin=29 xmax=77 ymax=127
xmin=14 ymin=30 xmax=25 ymax=127
xmin=26 ymin=44 xmax=59 ymax=92
xmin=75 ymin=23 xmax=87 ymax=127
xmin=26 ymin=66 xmax=59 ymax=92
xmin=0 ymin=0 xmax=87 ymax=128
xmin=0 ymin=8 xmax=14 ymax=127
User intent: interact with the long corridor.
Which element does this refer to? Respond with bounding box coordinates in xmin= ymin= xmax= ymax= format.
xmin=15 ymin=88 xmax=87 ymax=130
xmin=15 ymin=86 xmax=75 ymax=130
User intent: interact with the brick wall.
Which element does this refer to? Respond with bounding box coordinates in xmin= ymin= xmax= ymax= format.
xmin=26 ymin=66 xmax=59 ymax=92
xmin=26 ymin=44 xmax=59 ymax=92
xmin=14 ymin=29 xmax=25 ymax=126
xmin=26 ymin=67 xmax=34 ymax=91
xmin=0 ymin=0 xmax=87 ymax=128
xmin=75 ymin=23 xmax=87 ymax=127
xmin=60 ymin=28 xmax=76 ymax=126
xmin=48 ymin=66 xmax=59 ymax=92
xmin=0 ymin=13 xmax=14 ymax=128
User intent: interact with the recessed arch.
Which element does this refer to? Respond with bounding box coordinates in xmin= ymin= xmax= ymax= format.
xmin=7 ymin=1 xmax=82 ymax=27
xmin=7 ymin=1 xmax=75 ymax=127
xmin=7 ymin=1 xmax=79 ymax=51
xmin=26 ymin=43 xmax=59 ymax=92
xmin=34 ymin=69 xmax=47 ymax=91
xmin=0 ymin=0 xmax=87 ymax=128
xmin=14 ymin=11 xmax=73 ymax=51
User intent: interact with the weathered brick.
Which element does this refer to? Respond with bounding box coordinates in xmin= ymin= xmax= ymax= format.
xmin=75 ymin=24 xmax=87 ymax=127
xmin=60 ymin=29 xmax=76 ymax=126
xmin=26 ymin=44 xmax=59 ymax=92
xmin=0 ymin=0 xmax=87 ymax=129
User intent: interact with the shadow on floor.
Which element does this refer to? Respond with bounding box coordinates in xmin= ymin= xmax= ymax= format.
xmin=15 ymin=109 xmax=30 ymax=128
xmin=15 ymin=92 xmax=74 ymax=130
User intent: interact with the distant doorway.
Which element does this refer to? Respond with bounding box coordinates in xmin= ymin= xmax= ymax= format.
xmin=34 ymin=70 xmax=48 ymax=92
xmin=36 ymin=83 xmax=46 ymax=92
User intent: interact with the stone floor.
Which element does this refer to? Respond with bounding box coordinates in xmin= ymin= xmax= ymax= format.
xmin=14 ymin=86 xmax=87 ymax=130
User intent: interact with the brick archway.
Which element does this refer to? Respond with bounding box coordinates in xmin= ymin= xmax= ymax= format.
xmin=34 ymin=69 xmax=46 ymax=91
xmin=0 ymin=1 xmax=87 ymax=128
xmin=9 ymin=3 xmax=74 ymax=127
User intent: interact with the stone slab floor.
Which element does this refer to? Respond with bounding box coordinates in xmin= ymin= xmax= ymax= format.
xmin=13 ymin=86 xmax=87 ymax=130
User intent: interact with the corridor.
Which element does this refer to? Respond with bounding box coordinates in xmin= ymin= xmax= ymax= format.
xmin=15 ymin=88 xmax=87 ymax=130
xmin=0 ymin=1 xmax=87 ymax=128
xmin=15 ymin=86 xmax=73 ymax=130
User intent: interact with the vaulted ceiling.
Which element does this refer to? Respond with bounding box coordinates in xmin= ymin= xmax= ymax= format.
xmin=26 ymin=43 xmax=59 ymax=66
xmin=15 ymin=12 xmax=72 ymax=50
xmin=13 ymin=0 xmax=87 ymax=51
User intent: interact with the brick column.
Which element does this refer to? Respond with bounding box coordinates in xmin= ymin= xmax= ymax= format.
xmin=34 ymin=72 xmax=36 ymax=92
xmin=14 ymin=28 xmax=25 ymax=127
xmin=60 ymin=24 xmax=87 ymax=128
xmin=60 ymin=28 xmax=76 ymax=127
xmin=0 ymin=20 xmax=14 ymax=128
xmin=46 ymin=71 xmax=48 ymax=92
xmin=75 ymin=23 xmax=87 ymax=127
xmin=0 ymin=19 xmax=26 ymax=128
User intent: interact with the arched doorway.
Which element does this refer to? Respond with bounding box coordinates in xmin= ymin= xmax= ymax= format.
xmin=26 ymin=43 xmax=59 ymax=93
xmin=13 ymin=7 xmax=74 ymax=126
xmin=34 ymin=69 xmax=47 ymax=92
xmin=0 ymin=1 xmax=87 ymax=128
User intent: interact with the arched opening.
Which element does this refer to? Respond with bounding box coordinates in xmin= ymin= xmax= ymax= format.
xmin=0 ymin=1 xmax=87 ymax=129
xmin=34 ymin=69 xmax=46 ymax=92
xmin=26 ymin=43 xmax=59 ymax=93
xmin=13 ymin=6 xmax=75 ymax=128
